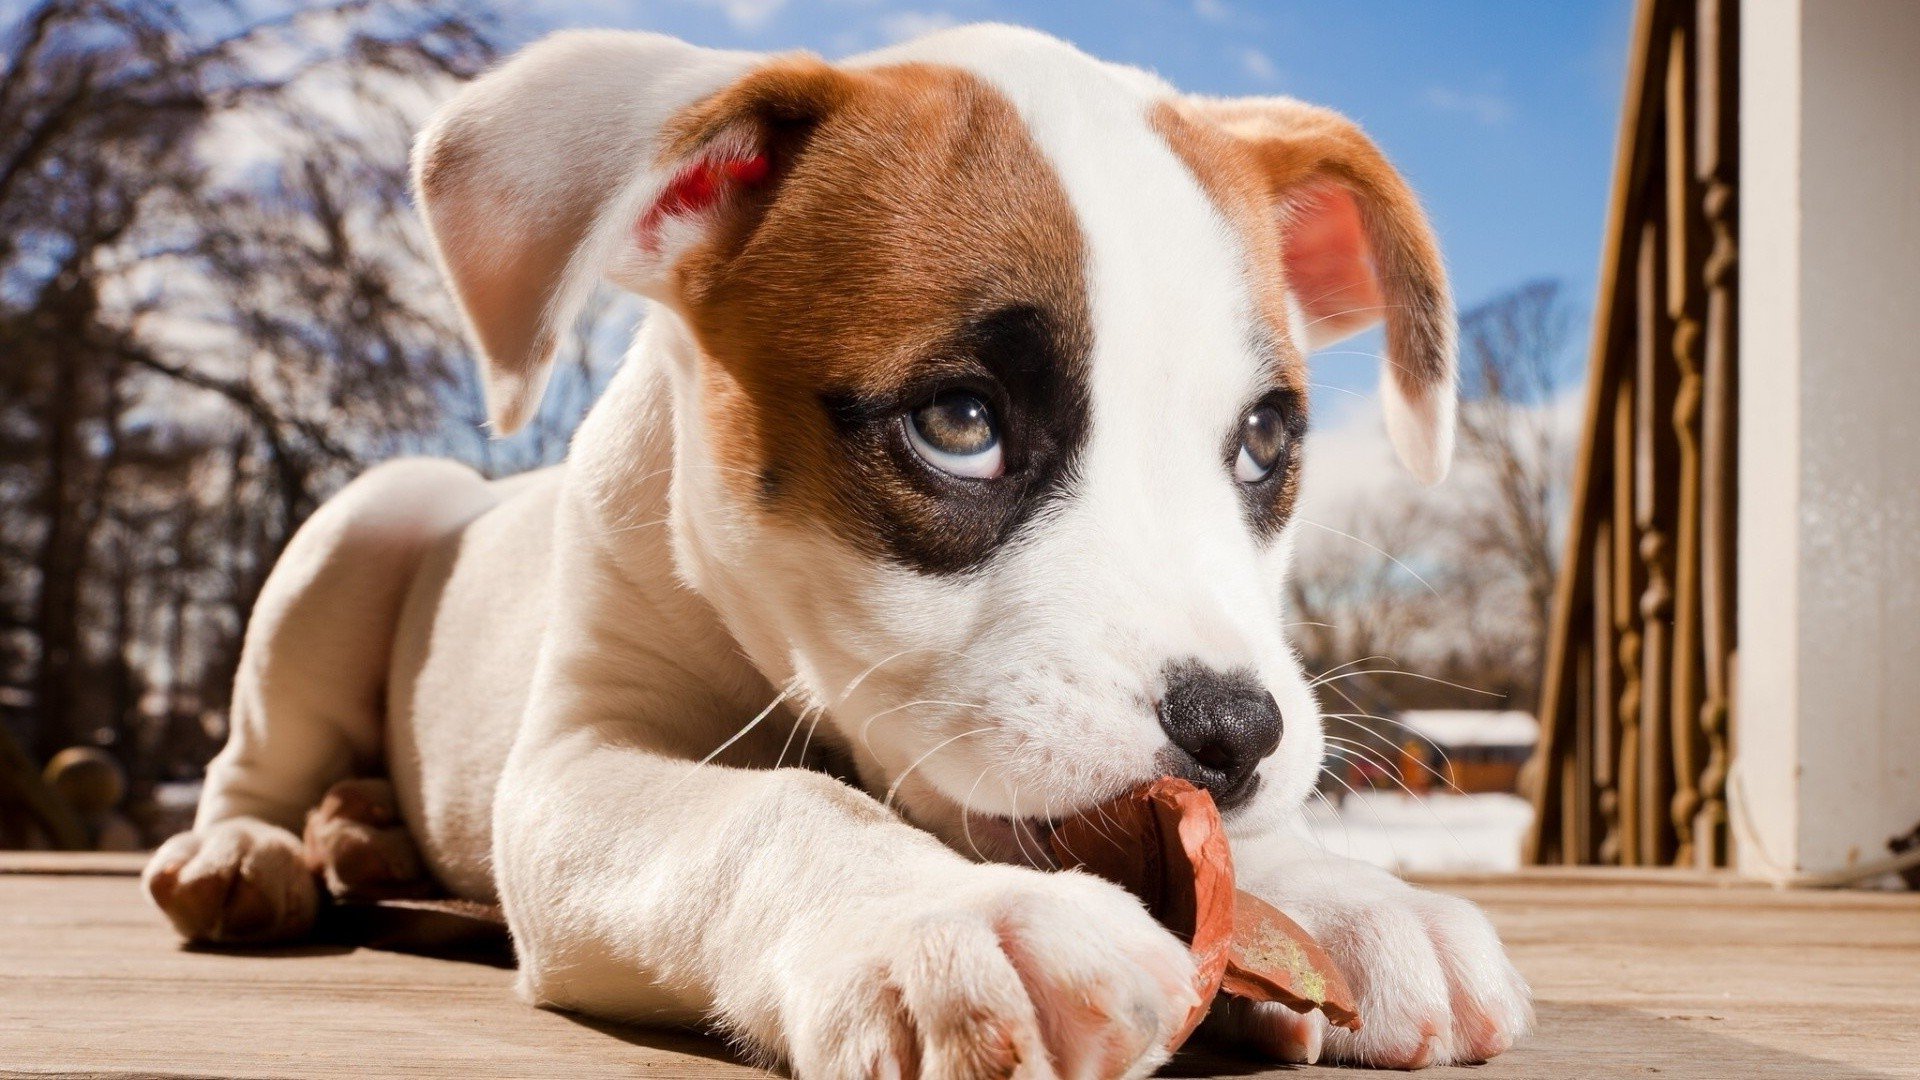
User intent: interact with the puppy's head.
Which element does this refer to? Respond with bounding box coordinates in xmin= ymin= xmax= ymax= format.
xmin=415 ymin=25 xmax=1454 ymax=852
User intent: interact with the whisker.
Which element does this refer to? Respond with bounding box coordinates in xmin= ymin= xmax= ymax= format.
xmin=1306 ymin=381 xmax=1367 ymax=400
xmin=1347 ymin=744 xmax=1420 ymax=800
xmin=1296 ymin=518 xmax=1440 ymax=598
xmin=1323 ymin=713 xmax=1467 ymax=793
xmin=1317 ymin=760 xmax=1416 ymax=867
xmin=1324 ymin=732 xmax=1469 ymax=802
xmin=1324 ymin=734 xmax=1400 ymax=779
xmin=1308 ymin=653 xmax=1395 ymax=688
xmin=774 ymin=702 xmax=812 ymax=771
xmin=698 ymin=678 xmax=796 ymax=767
xmin=1041 ymin=791 xmax=1061 ymax=868
xmin=775 ymin=699 xmax=833 ymax=772
xmin=1309 ymin=349 xmax=1395 ymax=362
xmin=858 ymin=698 xmax=982 ymax=752
xmin=1324 ymin=711 xmax=1455 ymax=773
xmin=1324 ymin=740 xmax=1412 ymax=803
xmin=837 ymin=646 xmax=953 ymax=704
xmin=602 ymin=515 xmax=673 ymax=537
xmin=1314 ymin=676 xmax=1373 ymax=730
xmin=1002 ymin=780 xmax=1041 ymax=867
xmin=1318 ymin=758 xmax=1371 ymax=812
xmin=1310 ymin=786 xmax=1355 ymax=853
xmin=885 ymin=728 xmax=990 ymax=810
xmin=794 ymin=703 xmax=829 ymax=769
xmin=1324 ymin=742 xmax=1476 ymax=861
xmin=959 ymin=767 xmax=992 ymax=863
xmin=1298 ymin=301 xmax=1407 ymax=333
xmin=663 ymin=677 xmax=799 ymax=796
xmin=1314 ymin=668 xmax=1505 ymax=699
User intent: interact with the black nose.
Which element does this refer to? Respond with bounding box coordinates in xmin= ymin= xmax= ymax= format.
xmin=1157 ymin=663 xmax=1282 ymax=809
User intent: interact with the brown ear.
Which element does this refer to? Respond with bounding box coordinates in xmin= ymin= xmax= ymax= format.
xmin=1165 ymin=97 xmax=1457 ymax=484
xmin=412 ymin=32 xmax=841 ymax=434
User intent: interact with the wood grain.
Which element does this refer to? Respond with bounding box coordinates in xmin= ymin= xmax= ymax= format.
xmin=3 ymin=857 xmax=1916 ymax=1078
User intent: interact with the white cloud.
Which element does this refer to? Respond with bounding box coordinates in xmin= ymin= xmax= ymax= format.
xmin=694 ymin=0 xmax=788 ymax=31
xmin=1297 ymin=394 xmax=1408 ymax=525
xmin=1297 ymin=386 xmax=1582 ymax=532
xmin=1423 ymin=85 xmax=1515 ymax=127
xmin=1238 ymin=47 xmax=1279 ymax=83
xmin=879 ymin=10 xmax=961 ymax=43
xmin=1193 ymin=0 xmax=1231 ymax=24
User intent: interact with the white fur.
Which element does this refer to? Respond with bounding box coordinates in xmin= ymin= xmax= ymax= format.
xmin=1383 ymin=366 xmax=1459 ymax=485
xmin=147 ymin=24 xmax=1527 ymax=1076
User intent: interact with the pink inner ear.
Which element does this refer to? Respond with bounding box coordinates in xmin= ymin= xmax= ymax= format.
xmin=1281 ymin=183 xmax=1384 ymax=348
xmin=636 ymin=152 xmax=772 ymax=251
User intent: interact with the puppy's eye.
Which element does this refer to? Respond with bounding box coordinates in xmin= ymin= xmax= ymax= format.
xmin=1234 ymin=405 xmax=1287 ymax=483
xmin=906 ymin=391 xmax=1003 ymax=479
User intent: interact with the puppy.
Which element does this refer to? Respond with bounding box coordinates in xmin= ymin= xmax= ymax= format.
xmin=143 ymin=24 xmax=1530 ymax=1076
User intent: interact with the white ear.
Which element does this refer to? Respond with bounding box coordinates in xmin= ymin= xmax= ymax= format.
xmin=1175 ymin=97 xmax=1458 ymax=484
xmin=1380 ymin=366 xmax=1456 ymax=485
xmin=411 ymin=32 xmax=763 ymax=434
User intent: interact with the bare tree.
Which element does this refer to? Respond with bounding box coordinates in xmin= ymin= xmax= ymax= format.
xmin=0 ymin=0 xmax=504 ymax=804
xmin=1453 ymin=279 xmax=1575 ymax=700
xmin=1288 ymin=278 xmax=1578 ymax=737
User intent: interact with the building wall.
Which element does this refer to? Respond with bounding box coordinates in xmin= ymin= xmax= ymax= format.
xmin=1739 ymin=0 xmax=1920 ymax=879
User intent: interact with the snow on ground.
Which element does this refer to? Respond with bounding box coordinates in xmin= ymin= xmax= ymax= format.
xmin=148 ymin=781 xmax=1534 ymax=874
xmin=1304 ymin=791 xmax=1536 ymax=874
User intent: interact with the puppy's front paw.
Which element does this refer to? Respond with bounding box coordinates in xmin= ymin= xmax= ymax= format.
xmin=1232 ymin=864 xmax=1531 ymax=1068
xmin=784 ymin=867 xmax=1199 ymax=1079
xmin=143 ymin=818 xmax=318 ymax=944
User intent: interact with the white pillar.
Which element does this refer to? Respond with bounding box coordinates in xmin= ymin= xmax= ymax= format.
xmin=1737 ymin=0 xmax=1920 ymax=880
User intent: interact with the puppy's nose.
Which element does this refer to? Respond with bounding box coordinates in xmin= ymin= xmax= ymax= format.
xmin=1157 ymin=663 xmax=1282 ymax=809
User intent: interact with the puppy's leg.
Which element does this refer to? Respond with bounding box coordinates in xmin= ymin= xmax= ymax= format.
xmin=144 ymin=459 xmax=494 ymax=944
xmin=494 ymin=734 xmax=1201 ymax=1080
xmin=1224 ymin=826 xmax=1533 ymax=1069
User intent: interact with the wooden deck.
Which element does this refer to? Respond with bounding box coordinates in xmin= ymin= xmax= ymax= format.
xmin=4 ymin=855 xmax=1917 ymax=1078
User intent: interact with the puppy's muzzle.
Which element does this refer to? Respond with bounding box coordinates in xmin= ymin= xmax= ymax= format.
xmin=1157 ymin=662 xmax=1282 ymax=811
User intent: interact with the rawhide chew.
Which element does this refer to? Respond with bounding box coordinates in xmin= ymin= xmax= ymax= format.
xmin=1047 ymin=776 xmax=1360 ymax=1051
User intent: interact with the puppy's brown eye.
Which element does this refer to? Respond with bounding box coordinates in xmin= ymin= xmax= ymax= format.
xmin=906 ymin=391 xmax=1003 ymax=479
xmin=1234 ymin=406 xmax=1287 ymax=483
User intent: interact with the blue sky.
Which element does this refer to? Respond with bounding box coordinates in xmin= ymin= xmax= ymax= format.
xmin=519 ymin=0 xmax=1634 ymax=405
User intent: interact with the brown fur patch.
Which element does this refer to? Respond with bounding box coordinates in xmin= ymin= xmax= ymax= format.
xmin=662 ymin=60 xmax=1095 ymax=572
xmin=1150 ymin=97 xmax=1453 ymax=398
xmin=1151 ymin=97 xmax=1455 ymax=528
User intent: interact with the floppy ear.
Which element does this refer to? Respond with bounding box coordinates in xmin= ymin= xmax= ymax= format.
xmin=412 ymin=31 xmax=842 ymax=434
xmin=1172 ymin=97 xmax=1457 ymax=484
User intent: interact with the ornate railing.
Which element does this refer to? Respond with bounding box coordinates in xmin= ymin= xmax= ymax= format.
xmin=1524 ymin=0 xmax=1738 ymax=867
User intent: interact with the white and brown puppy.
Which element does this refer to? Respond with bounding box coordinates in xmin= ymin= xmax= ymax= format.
xmin=143 ymin=24 xmax=1529 ymax=1077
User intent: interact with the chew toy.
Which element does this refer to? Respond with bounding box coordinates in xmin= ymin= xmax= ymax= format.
xmin=1047 ymin=776 xmax=1361 ymax=1050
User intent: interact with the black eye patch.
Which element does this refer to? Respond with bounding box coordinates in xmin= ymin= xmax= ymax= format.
xmin=1232 ymin=387 xmax=1308 ymax=540
xmin=819 ymin=302 xmax=1092 ymax=575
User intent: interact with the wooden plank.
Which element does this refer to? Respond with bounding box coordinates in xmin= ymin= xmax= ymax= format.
xmin=3 ymin=861 xmax=1917 ymax=1078
xmin=0 ymin=850 xmax=149 ymax=875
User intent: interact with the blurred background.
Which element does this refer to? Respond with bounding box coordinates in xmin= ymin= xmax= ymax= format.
xmin=1 ymin=1 xmax=1629 ymax=870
